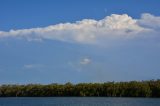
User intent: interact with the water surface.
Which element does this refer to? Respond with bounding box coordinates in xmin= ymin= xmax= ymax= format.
xmin=0 ymin=97 xmax=160 ymax=106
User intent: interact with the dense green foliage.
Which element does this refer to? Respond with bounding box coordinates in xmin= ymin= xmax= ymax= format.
xmin=0 ymin=80 xmax=160 ymax=97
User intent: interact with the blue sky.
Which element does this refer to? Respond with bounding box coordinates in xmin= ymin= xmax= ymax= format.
xmin=0 ymin=0 xmax=160 ymax=84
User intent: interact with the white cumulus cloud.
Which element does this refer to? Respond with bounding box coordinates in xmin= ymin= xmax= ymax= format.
xmin=0 ymin=13 xmax=159 ymax=44
xmin=137 ymin=13 xmax=160 ymax=30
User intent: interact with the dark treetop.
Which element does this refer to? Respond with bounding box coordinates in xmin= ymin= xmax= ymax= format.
xmin=0 ymin=80 xmax=160 ymax=97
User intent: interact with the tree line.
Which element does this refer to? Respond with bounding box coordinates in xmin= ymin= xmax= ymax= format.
xmin=0 ymin=80 xmax=160 ymax=97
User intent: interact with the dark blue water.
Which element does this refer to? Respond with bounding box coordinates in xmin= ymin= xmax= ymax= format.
xmin=0 ymin=97 xmax=160 ymax=106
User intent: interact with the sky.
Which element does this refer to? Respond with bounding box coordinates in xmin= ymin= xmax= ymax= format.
xmin=0 ymin=0 xmax=160 ymax=84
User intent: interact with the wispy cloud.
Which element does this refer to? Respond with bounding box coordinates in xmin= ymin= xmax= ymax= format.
xmin=68 ymin=57 xmax=92 ymax=72
xmin=0 ymin=13 xmax=159 ymax=44
xmin=24 ymin=64 xmax=45 ymax=69
xmin=80 ymin=58 xmax=91 ymax=65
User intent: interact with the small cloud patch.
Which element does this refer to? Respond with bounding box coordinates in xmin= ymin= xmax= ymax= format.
xmin=80 ymin=58 xmax=91 ymax=65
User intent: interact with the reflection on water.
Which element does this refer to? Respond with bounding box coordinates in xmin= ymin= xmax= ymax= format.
xmin=0 ymin=97 xmax=160 ymax=106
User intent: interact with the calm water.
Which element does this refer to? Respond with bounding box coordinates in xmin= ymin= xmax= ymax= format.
xmin=0 ymin=97 xmax=160 ymax=106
